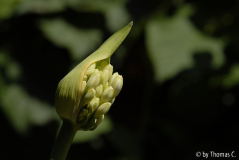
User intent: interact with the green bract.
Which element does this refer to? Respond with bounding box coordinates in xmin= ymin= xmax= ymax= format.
xmin=55 ymin=22 xmax=133 ymax=130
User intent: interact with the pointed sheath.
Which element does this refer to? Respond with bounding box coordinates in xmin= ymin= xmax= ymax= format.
xmin=55 ymin=22 xmax=133 ymax=126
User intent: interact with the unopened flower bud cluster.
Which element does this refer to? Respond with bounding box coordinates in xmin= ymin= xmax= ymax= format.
xmin=77 ymin=63 xmax=123 ymax=130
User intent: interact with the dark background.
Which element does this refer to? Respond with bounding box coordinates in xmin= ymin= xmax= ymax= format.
xmin=0 ymin=0 xmax=238 ymax=160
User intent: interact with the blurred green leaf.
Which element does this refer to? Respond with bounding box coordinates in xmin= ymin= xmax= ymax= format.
xmin=0 ymin=84 xmax=57 ymax=134
xmin=17 ymin=0 xmax=66 ymax=14
xmin=211 ymin=64 xmax=239 ymax=89
xmin=0 ymin=52 xmax=58 ymax=134
xmin=0 ymin=0 xmax=20 ymax=21
xmin=146 ymin=6 xmax=225 ymax=83
xmin=40 ymin=18 xmax=103 ymax=61
xmin=0 ymin=51 xmax=22 ymax=80
xmin=221 ymin=64 xmax=239 ymax=88
xmin=73 ymin=115 xmax=113 ymax=143
xmin=68 ymin=0 xmax=131 ymax=32
xmin=5 ymin=61 xmax=22 ymax=80
xmin=16 ymin=0 xmax=131 ymax=32
xmin=104 ymin=3 xmax=131 ymax=32
xmin=0 ymin=51 xmax=9 ymax=67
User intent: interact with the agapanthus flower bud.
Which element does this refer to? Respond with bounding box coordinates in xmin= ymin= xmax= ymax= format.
xmin=109 ymin=72 xmax=118 ymax=85
xmin=83 ymin=75 xmax=87 ymax=81
xmin=96 ymin=84 xmax=103 ymax=97
xmin=81 ymin=81 xmax=86 ymax=93
xmin=103 ymin=64 xmax=113 ymax=76
xmin=85 ymin=69 xmax=98 ymax=77
xmin=87 ymin=63 xmax=96 ymax=71
xmin=50 ymin=22 xmax=132 ymax=160
xmin=54 ymin=22 xmax=132 ymax=131
xmin=86 ymin=70 xmax=100 ymax=89
xmin=82 ymin=88 xmax=96 ymax=105
xmin=101 ymin=70 xmax=110 ymax=85
xmin=111 ymin=98 xmax=115 ymax=105
xmin=91 ymin=115 xmax=104 ymax=130
xmin=104 ymin=82 xmax=109 ymax=90
xmin=79 ymin=109 xmax=88 ymax=117
xmin=87 ymin=97 xmax=100 ymax=113
xmin=111 ymin=75 xmax=123 ymax=98
xmin=94 ymin=102 xmax=112 ymax=118
xmin=100 ymin=86 xmax=114 ymax=104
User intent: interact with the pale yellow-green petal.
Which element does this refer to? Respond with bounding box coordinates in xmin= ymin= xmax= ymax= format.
xmin=55 ymin=22 xmax=133 ymax=124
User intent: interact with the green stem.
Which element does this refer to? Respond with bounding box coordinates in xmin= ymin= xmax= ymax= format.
xmin=50 ymin=120 xmax=77 ymax=160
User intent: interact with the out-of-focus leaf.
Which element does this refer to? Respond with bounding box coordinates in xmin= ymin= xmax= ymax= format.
xmin=0 ymin=51 xmax=22 ymax=80
xmin=68 ymin=0 xmax=131 ymax=32
xmin=16 ymin=0 xmax=131 ymax=32
xmin=17 ymin=0 xmax=66 ymax=14
xmin=73 ymin=115 xmax=113 ymax=143
xmin=0 ymin=52 xmax=58 ymax=134
xmin=0 ymin=0 xmax=20 ymax=21
xmin=40 ymin=18 xmax=103 ymax=61
xmin=0 ymin=84 xmax=57 ymax=134
xmin=211 ymin=64 xmax=239 ymax=89
xmin=222 ymin=64 xmax=239 ymax=88
xmin=104 ymin=3 xmax=130 ymax=32
xmin=0 ymin=51 xmax=9 ymax=67
xmin=5 ymin=61 xmax=22 ymax=80
xmin=146 ymin=6 xmax=225 ymax=83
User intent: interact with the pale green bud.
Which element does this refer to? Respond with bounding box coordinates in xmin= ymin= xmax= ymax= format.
xmin=96 ymin=115 xmax=104 ymax=125
xmin=85 ymin=69 xmax=98 ymax=77
xmin=81 ymin=118 xmax=97 ymax=131
xmin=111 ymin=98 xmax=115 ymax=105
xmin=103 ymin=64 xmax=113 ymax=76
xmin=78 ymin=109 xmax=88 ymax=121
xmin=87 ymin=63 xmax=96 ymax=71
xmin=101 ymin=70 xmax=110 ymax=85
xmin=95 ymin=102 xmax=111 ymax=118
xmin=54 ymin=22 xmax=132 ymax=131
xmin=83 ymin=75 xmax=87 ymax=81
xmin=109 ymin=72 xmax=118 ymax=85
xmin=79 ymin=109 xmax=88 ymax=117
xmin=78 ymin=113 xmax=90 ymax=126
xmin=81 ymin=81 xmax=86 ymax=93
xmin=104 ymin=82 xmax=109 ymax=90
xmin=82 ymin=88 xmax=96 ymax=105
xmin=86 ymin=70 xmax=100 ymax=89
xmin=96 ymin=84 xmax=103 ymax=97
xmin=90 ymin=115 xmax=104 ymax=131
xmin=87 ymin=97 xmax=100 ymax=113
xmin=101 ymin=86 xmax=114 ymax=104
xmin=111 ymin=75 xmax=123 ymax=98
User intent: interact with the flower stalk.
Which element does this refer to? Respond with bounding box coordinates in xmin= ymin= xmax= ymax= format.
xmin=50 ymin=120 xmax=77 ymax=160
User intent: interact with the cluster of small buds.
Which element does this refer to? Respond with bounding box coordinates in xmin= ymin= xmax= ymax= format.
xmin=77 ymin=63 xmax=123 ymax=130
